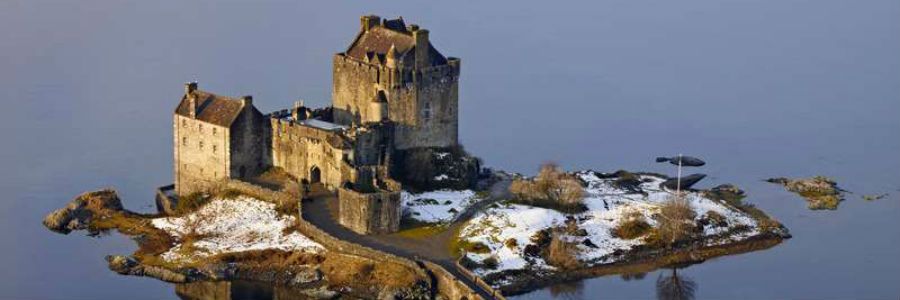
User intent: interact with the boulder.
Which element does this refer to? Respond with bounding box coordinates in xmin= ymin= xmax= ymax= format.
xmin=660 ymin=174 xmax=707 ymax=190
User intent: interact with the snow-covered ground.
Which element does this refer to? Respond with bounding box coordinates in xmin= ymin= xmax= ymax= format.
xmin=401 ymin=189 xmax=482 ymax=224
xmin=459 ymin=171 xmax=760 ymax=277
xmin=151 ymin=196 xmax=323 ymax=262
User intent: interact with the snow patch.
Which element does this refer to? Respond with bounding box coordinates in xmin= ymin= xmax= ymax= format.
xmin=151 ymin=196 xmax=323 ymax=262
xmin=401 ymin=189 xmax=481 ymax=224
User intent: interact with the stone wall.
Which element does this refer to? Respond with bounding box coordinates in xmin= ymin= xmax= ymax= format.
xmin=270 ymin=117 xmax=355 ymax=190
xmin=173 ymin=114 xmax=231 ymax=196
xmin=331 ymin=54 xmax=459 ymax=150
xmin=155 ymin=184 xmax=177 ymax=215
xmin=337 ymin=187 xmax=401 ymax=234
xmin=392 ymin=61 xmax=460 ymax=150
xmin=228 ymin=102 xmax=270 ymax=180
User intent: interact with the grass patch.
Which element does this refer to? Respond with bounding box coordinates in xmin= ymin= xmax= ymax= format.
xmin=612 ymin=219 xmax=652 ymax=240
xmin=394 ymin=225 xmax=447 ymax=239
xmin=174 ymin=192 xmax=211 ymax=215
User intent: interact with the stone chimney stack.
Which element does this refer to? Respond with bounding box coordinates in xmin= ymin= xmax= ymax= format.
xmin=360 ymin=15 xmax=381 ymax=32
xmin=412 ymin=27 xmax=429 ymax=69
xmin=241 ymin=95 xmax=253 ymax=108
xmin=185 ymin=82 xmax=198 ymax=118
xmin=292 ymin=100 xmax=304 ymax=120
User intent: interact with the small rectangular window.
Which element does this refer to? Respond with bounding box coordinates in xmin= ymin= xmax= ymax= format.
xmin=199 ymin=140 xmax=204 ymax=150
xmin=182 ymin=137 xmax=187 ymax=146
xmin=212 ymin=128 xmax=217 ymax=136
xmin=212 ymin=145 xmax=217 ymax=154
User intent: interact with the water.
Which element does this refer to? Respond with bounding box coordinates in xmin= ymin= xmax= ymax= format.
xmin=2 ymin=1 xmax=898 ymax=299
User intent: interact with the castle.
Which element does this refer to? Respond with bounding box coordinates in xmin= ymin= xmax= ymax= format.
xmin=172 ymin=15 xmax=468 ymax=234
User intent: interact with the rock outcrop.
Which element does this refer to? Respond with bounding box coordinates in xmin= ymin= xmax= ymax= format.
xmin=43 ymin=189 xmax=123 ymax=234
xmin=767 ymin=176 xmax=844 ymax=210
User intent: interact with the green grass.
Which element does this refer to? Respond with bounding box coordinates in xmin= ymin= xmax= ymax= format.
xmin=394 ymin=225 xmax=447 ymax=239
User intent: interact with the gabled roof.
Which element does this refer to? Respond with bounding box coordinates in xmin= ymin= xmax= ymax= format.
xmin=175 ymin=90 xmax=245 ymax=127
xmin=345 ymin=26 xmax=447 ymax=67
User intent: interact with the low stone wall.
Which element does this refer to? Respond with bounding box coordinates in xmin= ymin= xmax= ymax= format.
xmin=454 ymin=260 xmax=508 ymax=300
xmin=336 ymin=187 xmax=401 ymax=234
xmin=421 ymin=261 xmax=493 ymax=300
xmin=293 ymin=216 xmax=432 ymax=289
xmin=155 ymin=184 xmax=177 ymax=215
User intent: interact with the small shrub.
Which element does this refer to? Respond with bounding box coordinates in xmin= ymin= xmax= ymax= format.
xmin=509 ymin=162 xmax=587 ymax=213
xmin=612 ymin=210 xmax=651 ymax=239
xmin=530 ymin=229 xmax=552 ymax=246
xmin=702 ymin=211 xmax=728 ymax=228
xmin=545 ymin=229 xmax=582 ymax=270
xmin=505 ymin=238 xmax=518 ymax=249
xmin=612 ymin=170 xmax=642 ymax=190
xmin=654 ymin=195 xmax=697 ymax=246
xmin=482 ymin=256 xmax=499 ymax=270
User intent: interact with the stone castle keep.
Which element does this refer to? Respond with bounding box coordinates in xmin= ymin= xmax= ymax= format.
xmin=172 ymin=15 xmax=463 ymax=234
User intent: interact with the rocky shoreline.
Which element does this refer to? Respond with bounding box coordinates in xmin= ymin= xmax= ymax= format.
xmin=488 ymin=232 xmax=785 ymax=296
xmin=43 ymin=189 xmax=431 ymax=299
xmin=45 ymin=172 xmax=791 ymax=299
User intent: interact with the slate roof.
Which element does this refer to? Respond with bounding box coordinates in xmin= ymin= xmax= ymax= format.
xmin=175 ymin=90 xmax=245 ymax=127
xmin=345 ymin=26 xmax=447 ymax=66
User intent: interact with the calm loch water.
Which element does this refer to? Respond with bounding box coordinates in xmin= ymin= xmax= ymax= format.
xmin=2 ymin=1 xmax=898 ymax=299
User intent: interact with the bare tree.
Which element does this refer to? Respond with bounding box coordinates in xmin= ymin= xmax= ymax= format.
xmin=656 ymin=268 xmax=697 ymax=300
xmin=656 ymin=194 xmax=697 ymax=246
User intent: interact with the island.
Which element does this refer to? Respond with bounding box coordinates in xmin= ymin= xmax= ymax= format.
xmin=44 ymin=15 xmax=789 ymax=300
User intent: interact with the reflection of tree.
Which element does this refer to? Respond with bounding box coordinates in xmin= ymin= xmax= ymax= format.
xmin=656 ymin=268 xmax=696 ymax=300
xmin=548 ymin=281 xmax=583 ymax=300
xmin=621 ymin=272 xmax=648 ymax=281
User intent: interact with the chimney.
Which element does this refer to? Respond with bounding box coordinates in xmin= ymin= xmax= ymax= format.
xmin=185 ymin=82 xmax=198 ymax=118
xmin=360 ymin=15 xmax=381 ymax=32
xmin=184 ymin=81 xmax=198 ymax=94
xmin=292 ymin=100 xmax=304 ymax=120
xmin=241 ymin=95 xmax=253 ymax=108
xmin=412 ymin=27 xmax=429 ymax=69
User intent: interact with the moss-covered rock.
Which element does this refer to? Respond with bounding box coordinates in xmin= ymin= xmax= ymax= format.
xmin=767 ymin=176 xmax=845 ymax=210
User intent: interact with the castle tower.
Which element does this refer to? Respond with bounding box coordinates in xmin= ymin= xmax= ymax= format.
xmin=332 ymin=15 xmax=460 ymax=150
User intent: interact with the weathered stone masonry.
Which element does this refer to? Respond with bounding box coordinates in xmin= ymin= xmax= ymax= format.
xmin=172 ymin=15 xmax=465 ymax=236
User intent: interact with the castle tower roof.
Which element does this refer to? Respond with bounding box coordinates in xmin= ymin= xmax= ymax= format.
xmin=344 ymin=15 xmax=447 ymax=67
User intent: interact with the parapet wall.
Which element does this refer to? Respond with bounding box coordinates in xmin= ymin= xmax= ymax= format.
xmin=421 ymin=261 xmax=490 ymax=300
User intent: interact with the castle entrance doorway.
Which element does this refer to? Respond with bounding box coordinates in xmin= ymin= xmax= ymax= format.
xmin=309 ymin=166 xmax=321 ymax=184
